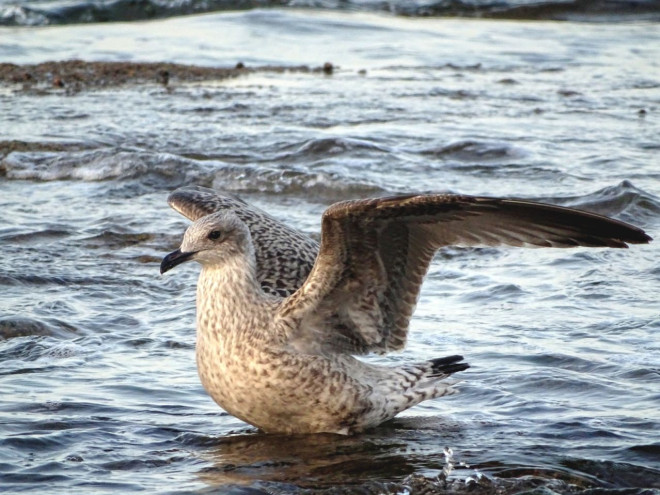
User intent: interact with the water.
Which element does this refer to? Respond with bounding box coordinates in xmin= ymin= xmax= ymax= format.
xmin=2 ymin=0 xmax=660 ymax=25
xmin=1 ymin=4 xmax=660 ymax=494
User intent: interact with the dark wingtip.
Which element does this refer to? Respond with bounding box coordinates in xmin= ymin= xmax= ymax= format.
xmin=637 ymin=231 xmax=653 ymax=244
xmin=616 ymin=229 xmax=653 ymax=248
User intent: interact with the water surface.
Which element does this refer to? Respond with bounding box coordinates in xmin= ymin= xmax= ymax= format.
xmin=1 ymin=6 xmax=659 ymax=494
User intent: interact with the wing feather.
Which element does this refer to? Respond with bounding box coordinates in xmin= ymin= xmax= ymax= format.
xmin=278 ymin=194 xmax=651 ymax=355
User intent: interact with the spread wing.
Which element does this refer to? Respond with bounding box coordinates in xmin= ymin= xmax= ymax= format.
xmin=167 ymin=186 xmax=317 ymax=297
xmin=277 ymin=194 xmax=651 ymax=355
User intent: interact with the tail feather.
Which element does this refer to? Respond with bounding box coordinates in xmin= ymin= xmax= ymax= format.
xmin=369 ymin=355 xmax=470 ymax=426
xmin=428 ymin=355 xmax=470 ymax=378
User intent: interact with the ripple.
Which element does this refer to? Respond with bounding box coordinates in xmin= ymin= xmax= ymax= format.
xmin=460 ymin=283 xmax=525 ymax=303
xmin=419 ymin=140 xmax=527 ymax=163
xmin=210 ymin=164 xmax=385 ymax=201
xmin=2 ymin=149 xmax=385 ymax=201
xmin=81 ymin=231 xmax=155 ymax=250
xmin=2 ymin=0 xmax=659 ymax=27
xmin=2 ymin=149 xmax=215 ymax=186
xmin=542 ymin=181 xmax=660 ymax=225
xmin=517 ymin=352 xmax=609 ymax=372
xmin=100 ymin=456 xmax=183 ymax=470
xmin=1 ymin=433 xmax=66 ymax=452
xmin=560 ymin=458 xmax=660 ymax=489
xmin=0 ymin=317 xmax=77 ymax=340
xmin=1 ymin=472 xmax=72 ymax=484
xmin=626 ymin=443 xmax=660 ymax=459
xmin=276 ymin=137 xmax=389 ymax=162
xmin=0 ymin=272 xmax=122 ymax=287
xmin=0 ymin=228 xmax=73 ymax=244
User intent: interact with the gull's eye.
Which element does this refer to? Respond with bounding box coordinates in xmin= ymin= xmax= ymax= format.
xmin=208 ymin=230 xmax=222 ymax=241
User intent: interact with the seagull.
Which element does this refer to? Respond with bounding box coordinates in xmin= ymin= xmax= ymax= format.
xmin=161 ymin=186 xmax=651 ymax=434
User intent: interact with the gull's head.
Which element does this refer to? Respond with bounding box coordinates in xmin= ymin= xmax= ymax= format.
xmin=160 ymin=211 xmax=251 ymax=274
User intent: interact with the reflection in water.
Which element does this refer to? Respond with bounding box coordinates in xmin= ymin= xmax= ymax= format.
xmin=199 ymin=418 xmax=464 ymax=489
xmin=196 ymin=416 xmax=660 ymax=493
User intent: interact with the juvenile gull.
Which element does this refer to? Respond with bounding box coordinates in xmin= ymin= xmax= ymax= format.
xmin=161 ymin=188 xmax=651 ymax=434
xmin=167 ymin=186 xmax=317 ymax=297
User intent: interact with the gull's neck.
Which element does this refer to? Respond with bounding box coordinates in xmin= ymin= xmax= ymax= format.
xmin=198 ymin=256 xmax=262 ymax=304
xmin=196 ymin=247 xmax=266 ymax=332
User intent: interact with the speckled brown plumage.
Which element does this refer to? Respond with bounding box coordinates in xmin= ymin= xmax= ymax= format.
xmin=168 ymin=186 xmax=316 ymax=297
xmin=162 ymin=187 xmax=650 ymax=434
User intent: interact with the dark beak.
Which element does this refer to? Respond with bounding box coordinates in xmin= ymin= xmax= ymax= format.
xmin=160 ymin=249 xmax=195 ymax=274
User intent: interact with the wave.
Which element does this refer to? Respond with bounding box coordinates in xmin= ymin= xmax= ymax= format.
xmin=4 ymin=147 xmax=660 ymax=217
xmin=0 ymin=316 xmax=76 ymax=340
xmin=0 ymin=0 xmax=282 ymax=26
xmin=539 ymin=180 xmax=660 ymax=225
xmin=419 ymin=139 xmax=527 ymax=163
xmin=2 ymin=149 xmax=212 ymax=183
xmin=1 ymin=0 xmax=658 ymax=26
xmin=1 ymin=148 xmax=385 ymax=201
